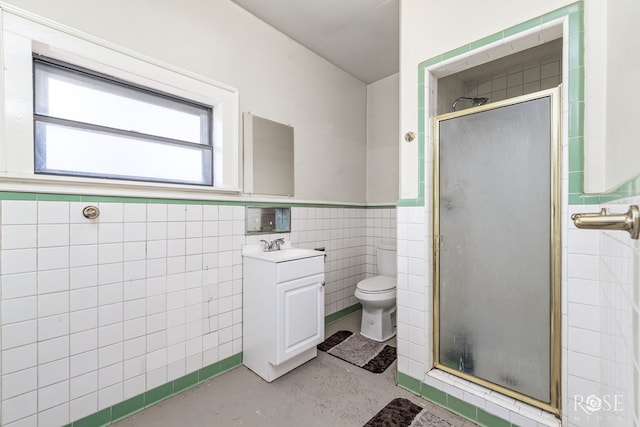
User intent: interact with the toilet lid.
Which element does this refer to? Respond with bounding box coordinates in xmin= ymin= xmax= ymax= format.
xmin=357 ymin=276 xmax=396 ymax=293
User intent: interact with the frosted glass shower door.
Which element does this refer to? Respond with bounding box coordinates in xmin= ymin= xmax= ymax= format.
xmin=434 ymin=90 xmax=560 ymax=410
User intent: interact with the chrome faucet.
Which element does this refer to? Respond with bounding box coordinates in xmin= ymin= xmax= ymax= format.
xmin=260 ymin=239 xmax=272 ymax=251
xmin=259 ymin=238 xmax=285 ymax=251
xmin=272 ymin=238 xmax=285 ymax=250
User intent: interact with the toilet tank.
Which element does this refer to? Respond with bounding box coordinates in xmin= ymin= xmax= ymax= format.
xmin=376 ymin=247 xmax=396 ymax=277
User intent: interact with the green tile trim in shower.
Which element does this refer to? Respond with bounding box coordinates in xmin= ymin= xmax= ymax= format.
xmin=415 ymin=2 xmax=593 ymax=205
xmin=503 ymin=17 xmax=542 ymax=38
xmin=396 ymin=372 xmax=521 ymax=427
xmin=62 ymin=353 xmax=243 ymax=427
xmin=447 ymin=395 xmax=478 ymax=420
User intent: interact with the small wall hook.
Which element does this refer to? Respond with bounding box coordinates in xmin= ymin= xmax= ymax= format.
xmin=404 ymin=131 xmax=416 ymax=142
xmin=83 ymin=205 xmax=100 ymax=220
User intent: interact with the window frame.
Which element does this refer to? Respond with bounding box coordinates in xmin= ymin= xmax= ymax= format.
xmin=32 ymin=54 xmax=215 ymax=186
xmin=0 ymin=5 xmax=240 ymax=197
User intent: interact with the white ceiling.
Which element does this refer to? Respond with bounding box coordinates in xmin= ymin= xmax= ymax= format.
xmin=229 ymin=0 xmax=399 ymax=84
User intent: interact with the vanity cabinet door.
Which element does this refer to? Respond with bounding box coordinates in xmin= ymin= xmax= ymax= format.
xmin=274 ymin=273 xmax=325 ymax=365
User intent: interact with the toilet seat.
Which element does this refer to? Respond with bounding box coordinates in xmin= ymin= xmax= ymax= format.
xmin=356 ymin=276 xmax=395 ymax=293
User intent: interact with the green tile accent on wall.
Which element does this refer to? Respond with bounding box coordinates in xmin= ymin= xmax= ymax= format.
xmin=566 ymin=6 xmax=585 ymax=203
xmin=568 ymin=33 xmax=584 ymax=69
xmin=36 ymin=193 xmax=83 ymax=201
xmin=447 ymin=394 xmax=477 ymax=420
xmin=568 ymin=103 xmax=585 ymax=138
xmin=198 ymin=361 xmax=221 ymax=381
xmin=469 ymin=33 xmax=503 ymax=51
xmin=581 ymin=195 xmax=604 ymax=205
xmin=0 ymin=190 xmax=398 ymax=209
xmin=585 ymin=173 xmax=640 ymax=203
xmin=0 ymin=191 xmax=38 ymax=200
xmin=568 ymin=137 xmax=584 ymax=171
xmin=66 ymin=353 xmax=243 ymax=426
xmin=365 ymin=204 xmax=397 ymax=209
xmin=478 ymin=408 xmax=512 ymax=427
xmin=569 ymin=171 xmax=585 ymax=194
xmin=145 ymin=383 xmax=174 ymax=407
xmin=419 ymin=55 xmax=443 ymax=69
xmin=441 ymin=45 xmax=469 ymax=62
xmin=174 ymin=371 xmax=200 ymax=393
xmin=503 ymin=17 xmax=542 ymax=37
xmin=71 ymin=408 xmax=111 ymax=427
xmin=396 ymin=372 xmax=519 ymax=427
xmin=568 ymin=66 xmax=585 ymax=103
xmin=543 ymin=6 xmax=573 ymax=23
xmin=220 ymin=353 xmax=243 ymax=373
xmin=420 ymin=383 xmax=447 ymax=406
xmin=396 ymin=371 xmax=422 ymax=394
xmin=111 ymin=395 xmax=145 ymax=423
xmin=325 ymin=303 xmax=362 ymax=325
xmin=569 ymin=10 xmax=584 ymax=35
xmin=397 ymin=198 xmax=422 ymax=207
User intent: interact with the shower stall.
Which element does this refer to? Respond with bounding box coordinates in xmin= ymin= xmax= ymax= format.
xmin=433 ymin=88 xmax=561 ymax=413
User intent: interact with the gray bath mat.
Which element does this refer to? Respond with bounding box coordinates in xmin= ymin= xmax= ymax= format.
xmin=317 ymin=330 xmax=396 ymax=373
xmin=364 ymin=398 xmax=454 ymax=427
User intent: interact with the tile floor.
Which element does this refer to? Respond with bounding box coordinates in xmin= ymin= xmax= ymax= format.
xmin=112 ymin=311 xmax=475 ymax=426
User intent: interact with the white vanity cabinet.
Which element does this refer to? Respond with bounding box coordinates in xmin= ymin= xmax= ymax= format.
xmin=242 ymin=249 xmax=325 ymax=382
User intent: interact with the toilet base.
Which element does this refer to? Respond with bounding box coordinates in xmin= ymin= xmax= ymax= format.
xmin=360 ymin=306 xmax=396 ymax=342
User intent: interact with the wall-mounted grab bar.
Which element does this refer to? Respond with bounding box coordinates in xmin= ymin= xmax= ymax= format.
xmin=571 ymin=205 xmax=640 ymax=239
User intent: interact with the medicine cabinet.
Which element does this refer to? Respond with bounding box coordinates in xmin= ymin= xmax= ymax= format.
xmin=246 ymin=206 xmax=291 ymax=234
xmin=243 ymin=113 xmax=294 ymax=197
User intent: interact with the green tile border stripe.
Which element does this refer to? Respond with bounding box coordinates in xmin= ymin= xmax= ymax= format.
xmin=0 ymin=191 xmax=397 ymax=209
xmin=325 ymin=303 xmax=361 ymax=325
xmin=396 ymin=372 xmax=519 ymax=427
xmin=569 ymin=172 xmax=640 ymax=205
xmin=64 ymin=353 xmax=243 ymax=427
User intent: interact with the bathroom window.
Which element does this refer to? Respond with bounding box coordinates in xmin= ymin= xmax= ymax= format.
xmin=33 ymin=56 xmax=213 ymax=186
xmin=0 ymin=8 xmax=240 ymax=194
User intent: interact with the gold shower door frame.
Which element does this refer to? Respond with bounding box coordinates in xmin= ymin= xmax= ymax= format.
xmin=432 ymin=88 xmax=561 ymax=415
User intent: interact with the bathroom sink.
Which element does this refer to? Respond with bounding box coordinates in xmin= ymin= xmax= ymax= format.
xmin=242 ymin=246 xmax=324 ymax=263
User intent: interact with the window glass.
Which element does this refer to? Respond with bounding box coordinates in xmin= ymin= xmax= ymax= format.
xmin=33 ymin=56 xmax=213 ymax=185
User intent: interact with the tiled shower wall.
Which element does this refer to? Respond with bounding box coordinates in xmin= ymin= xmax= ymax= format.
xmin=566 ymin=200 xmax=640 ymax=427
xmin=0 ymin=199 xmax=395 ymax=426
xmin=436 ymin=48 xmax=563 ymax=115
xmin=463 ymin=51 xmax=562 ymax=104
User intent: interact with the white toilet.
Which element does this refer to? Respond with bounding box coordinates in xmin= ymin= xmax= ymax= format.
xmin=354 ymin=247 xmax=397 ymax=342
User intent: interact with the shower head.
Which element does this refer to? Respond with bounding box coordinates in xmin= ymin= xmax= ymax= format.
xmin=471 ymin=97 xmax=489 ymax=106
xmin=452 ymin=96 xmax=489 ymax=111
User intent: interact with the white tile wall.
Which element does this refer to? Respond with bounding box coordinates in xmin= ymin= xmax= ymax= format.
xmin=563 ymin=201 xmax=640 ymax=427
xmin=396 ymin=206 xmax=429 ymax=381
xmin=0 ymin=200 xmax=395 ymax=425
xmin=289 ymin=206 xmax=396 ymax=315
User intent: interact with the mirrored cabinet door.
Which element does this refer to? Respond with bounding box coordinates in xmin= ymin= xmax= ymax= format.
xmin=243 ymin=113 xmax=294 ymax=197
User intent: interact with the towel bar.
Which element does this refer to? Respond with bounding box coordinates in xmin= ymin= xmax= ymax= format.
xmin=571 ymin=205 xmax=639 ymax=239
